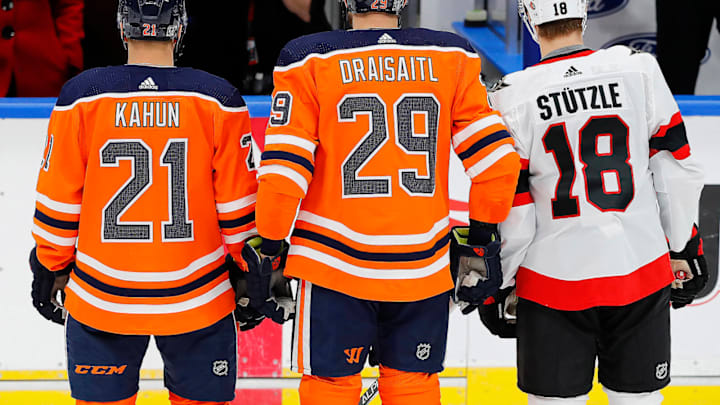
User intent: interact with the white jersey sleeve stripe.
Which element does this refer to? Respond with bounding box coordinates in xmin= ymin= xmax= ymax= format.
xmin=32 ymin=225 xmax=77 ymax=247
xmin=466 ymin=144 xmax=516 ymax=178
xmin=257 ymin=165 xmax=309 ymax=194
xmin=264 ymin=135 xmax=317 ymax=155
xmin=216 ymin=194 xmax=257 ymax=214
xmin=36 ymin=193 xmax=82 ymax=214
xmin=222 ymin=228 xmax=259 ymax=245
xmin=453 ymin=115 xmax=505 ymax=148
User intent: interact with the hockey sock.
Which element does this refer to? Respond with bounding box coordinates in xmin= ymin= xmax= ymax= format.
xmin=527 ymin=394 xmax=589 ymax=405
xmin=377 ymin=365 xmax=440 ymax=405
xmin=76 ymin=393 xmax=138 ymax=405
xmin=168 ymin=391 xmax=229 ymax=405
xmin=298 ymin=374 xmax=362 ymax=405
xmin=604 ymin=388 xmax=663 ymax=405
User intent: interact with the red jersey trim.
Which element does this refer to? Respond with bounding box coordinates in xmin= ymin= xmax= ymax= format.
xmin=516 ymin=253 xmax=674 ymax=310
xmin=535 ymin=50 xmax=595 ymax=66
xmin=512 ymin=192 xmax=533 ymax=207
xmin=651 ymin=112 xmax=683 ymax=139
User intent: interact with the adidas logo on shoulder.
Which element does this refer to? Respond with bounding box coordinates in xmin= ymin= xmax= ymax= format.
xmin=378 ymin=33 xmax=397 ymax=44
xmin=139 ymin=77 xmax=158 ymax=91
xmin=563 ymin=66 xmax=583 ymax=78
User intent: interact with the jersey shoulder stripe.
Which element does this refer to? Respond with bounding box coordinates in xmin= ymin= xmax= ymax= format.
xmin=277 ymin=28 xmax=476 ymax=68
xmin=56 ymin=66 xmax=245 ymax=109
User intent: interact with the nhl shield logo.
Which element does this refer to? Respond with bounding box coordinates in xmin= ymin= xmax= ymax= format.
xmin=416 ymin=343 xmax=431 ymax=361
xmin=655 ymin=362 xmax=668 ymax=380
xmin=213 ymin=360 xmax=229 ymax=377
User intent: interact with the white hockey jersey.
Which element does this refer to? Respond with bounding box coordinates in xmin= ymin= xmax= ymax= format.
xmin=489 ymin=46 xmax=704 ymax=310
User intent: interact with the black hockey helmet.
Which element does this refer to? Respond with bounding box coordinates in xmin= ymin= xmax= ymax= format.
xmin=339 ymin=0 xmax=408 ymax=15
xmin=117 ymin=0 xmax=187 ymax=45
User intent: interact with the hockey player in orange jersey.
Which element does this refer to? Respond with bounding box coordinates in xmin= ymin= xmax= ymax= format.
xmin=246 ymin=1 xmax=521 ymax=404
xmin=28 ymin=1 xmax=259 ymax=404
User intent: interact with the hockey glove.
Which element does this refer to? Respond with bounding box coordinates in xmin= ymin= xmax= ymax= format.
xmin=670 ymin=224 xmax=708 ymax=309
xmin=242 ymin=237 xmax=295 ymax=324
xmin=29 ymin=247 xmax=71 ymax=325
xmin=478 ymin=287 xmax=517 ymax=338
xmin=226 ymin=254 xmax=266 ymax=331
xmin=450 ymin=225 xmax=502 ymax=314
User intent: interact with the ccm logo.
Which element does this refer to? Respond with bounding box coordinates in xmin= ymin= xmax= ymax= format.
xmin=74 ymin=365 xmax=127 ymax=375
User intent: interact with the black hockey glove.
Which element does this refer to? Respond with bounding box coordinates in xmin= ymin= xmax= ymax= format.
xmin=450 ymin=224 xmax=502 ymax=314
xmin=242 ymin=237 xmax=295 ymax=324
xmin=478 ymin=287 xmax=517 ymax=338
xmin=29 ymin=247 xmax=71 ymax=325
xmin=670 ymin=224 xmax=708 ymax=309
xmin=226 ymin=254 xmax=266 ymax=331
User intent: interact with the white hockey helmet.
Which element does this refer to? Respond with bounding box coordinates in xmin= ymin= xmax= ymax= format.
xmin=518 ymin=0 xmax=588 ymax=43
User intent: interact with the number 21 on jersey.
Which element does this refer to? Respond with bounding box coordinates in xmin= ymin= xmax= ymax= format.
xmin=543 ymin=115 xmax=635 ymax=219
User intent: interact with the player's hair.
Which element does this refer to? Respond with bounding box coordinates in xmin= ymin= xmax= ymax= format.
xmin=537 ymin=18 xmax=583 ymax=40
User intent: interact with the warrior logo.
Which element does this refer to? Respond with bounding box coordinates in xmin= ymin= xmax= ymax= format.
xmin=655 ymin=362 xmax=669 ymax=380
xmin=587 ymin=0 xmax=629 ymax=19
xmin=416 ymin=343 xmax=431 ymax=361
xmin=213 ymin=360 xmax=229 ymax=377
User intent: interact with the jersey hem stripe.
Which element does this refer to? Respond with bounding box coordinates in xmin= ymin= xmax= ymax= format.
xmin=516 ymin=253 xmax=674 ymax=310
xmin=296 ymin=211 xmax=449 ymax=246
xmin=75 ymin=246 xmax=224 ymax=282
xmin=292 ymin=229 xmax=450 ymax=262
xmin=66 ymin=278 xmax=233 ymax=314
xmin=288 ymin=246 xmax=449 ymax=280
xmin=72 ymin=264 xmax=228 ymax=298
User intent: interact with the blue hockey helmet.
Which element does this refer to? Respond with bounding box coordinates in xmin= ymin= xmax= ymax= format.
xmin=339 ymin=0 xmax=408 ymax=15
xmin=118 ymin=0 xmax=187 ymax=45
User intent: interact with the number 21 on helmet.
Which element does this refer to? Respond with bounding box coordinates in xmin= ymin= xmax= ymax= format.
xmin=117 ymin=0 xmax=188 ymax=54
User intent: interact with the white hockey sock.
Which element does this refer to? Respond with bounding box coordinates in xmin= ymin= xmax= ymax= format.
xmin=604 ymin=388 xmax=663 ymax=405
xmin=528 ymin=394 xmax=589 ymax=405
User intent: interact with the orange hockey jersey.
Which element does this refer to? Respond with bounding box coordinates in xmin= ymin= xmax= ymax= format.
xmin=32 ymin=65 xmax=257 ymax=335
xmin=256 ymin=29 xmax=521 ymax=302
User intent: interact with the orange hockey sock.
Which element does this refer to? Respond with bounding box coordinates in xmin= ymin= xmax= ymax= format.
xmin=298 ymin=374 xmax=362 ymax=405
xmin=168 ymin=391 xmax=229 ymax=405
xmin=76 ymin=394 xmax=137 ymax=405
xmin=378 ymin=365 xmax=440 ymax=405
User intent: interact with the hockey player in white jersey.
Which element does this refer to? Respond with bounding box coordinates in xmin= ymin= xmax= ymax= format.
xmin=483 ymin=1 xmax=707 ymax=404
